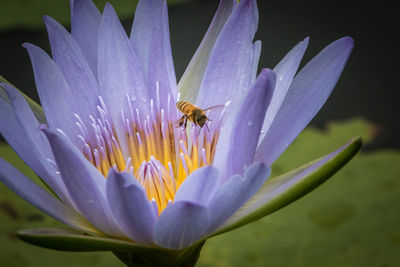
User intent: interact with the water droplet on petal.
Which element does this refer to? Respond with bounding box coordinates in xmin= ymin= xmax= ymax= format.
xmin=243 ymin=163 xmax=248 ymax=170
xmin=279 ymin=75 xmax=284 ymax=81
xmin=247 ymin=121 xmax=254 ymax=126
xmin=260 ymin=130 xmax=265 ymax=134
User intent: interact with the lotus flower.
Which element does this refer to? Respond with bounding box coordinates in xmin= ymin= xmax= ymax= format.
xmin=0 ymin=0 xmax=360 ymax=265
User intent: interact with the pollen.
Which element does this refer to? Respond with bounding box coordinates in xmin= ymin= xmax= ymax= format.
xmin=73 ymin=92 xmax=228 ymax=214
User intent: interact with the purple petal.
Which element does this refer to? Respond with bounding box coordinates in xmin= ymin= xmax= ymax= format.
xmin=23 ymin=43 xmax=81 ymax=146
xmin=155 ymin=201 xmax=210 ymax=249
xmin=178 ymin=0 xmax=234 ymax=102
xmin=70 ymin=0 xmax=101 ymax=77
xmin=42 ymin=128 xmax=122 ymax=237
xmin=0 ymin=83 xmax=70 ymax=202
xmin=258 ymin=38 xmax=309 ymax=147
xmin=44 ymin=15 xmax=100 ymax=138
xmin=196 ymin=0 xmax=258 ymax=110
xmin=256 ymin=37 xmax=354 ymax=164
xmin=207 ymin=162 xmax=270 ymax=233
xmin=98 ymin=3 xmax=148 ymax=157
xmin=174 ymin=166 xmax=219 ymax=205
xmin=214 ymin=69 xmax=275 ymax=179
xmin=0 ymin=158 xmax=94 ymax=233
xmin=106 ymin=169 xmax=157 ymax=244
xmin=130 ymin=0 xmax=177 ymax=102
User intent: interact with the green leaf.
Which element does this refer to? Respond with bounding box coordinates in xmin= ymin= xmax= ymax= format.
xmin=0 ymin=75 xmax=46 ymax=124
xmin=17 ymin=228 xmax=152 ymax=252
xmin=213 ymin=137 xmax=362 ymax=236
xmin=17 ymin=228 xmax=205 ymax=266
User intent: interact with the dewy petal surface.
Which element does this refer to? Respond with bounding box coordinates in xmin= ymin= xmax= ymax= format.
xmin=155 ymin=201 xmax=210 ymax=250
xmin=0 ymin=158 xmax=94 ymax=233
xmin=44 ymin=15 xmax=100 ymax=130
xmin=207 ymin=162 xmax=270 ymax=234
xmin=106 ymin=169 xmax=157 ymax=244
xmin=70 ymin=0 xmax=102 ymax=78
xmin=23 ymin=43 xmax=81 ymax=146
xmin=256 ymin=37 xmax=354 ymax=165
xmin=196 ymin=0 xmax=258 ymax=110
xmin=258 ymin=38 xmax=309 ymax=147
xmin=178 ymin=0 xmax=234 ymax=103
xmin=42 ymin=128 xmax=122 ymax=237
xmin=214 ymin=69 xmax=275 ymax=179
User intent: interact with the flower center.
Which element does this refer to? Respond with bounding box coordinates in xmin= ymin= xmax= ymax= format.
xmin=73 ymin=94 xmax=226 ymax=213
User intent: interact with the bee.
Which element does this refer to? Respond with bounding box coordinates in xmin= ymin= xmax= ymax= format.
xmin=176 ymin=100 xmax=224 ymax=129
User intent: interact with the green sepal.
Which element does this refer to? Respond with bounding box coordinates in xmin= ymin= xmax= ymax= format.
xmin=213 ymin=136 xmax=362 ymax=236
xmin=17 ymin=228 xmax=205 ymax=267
xmin=0 ymin=75 xmax=46 ymax=124
xmin=17 ymin=228 xmax=148 ymax=252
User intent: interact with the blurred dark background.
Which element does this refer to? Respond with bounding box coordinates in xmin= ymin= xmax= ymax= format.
xmin=0 ymin=0 xmax=398 ymax=151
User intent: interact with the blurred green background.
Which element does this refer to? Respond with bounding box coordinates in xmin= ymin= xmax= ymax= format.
xmin=1 ymin=0 xmax=399 ymax=266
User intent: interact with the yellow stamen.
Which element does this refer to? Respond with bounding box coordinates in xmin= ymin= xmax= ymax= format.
xmin=79 ymin=105 xmax=220 ymax=214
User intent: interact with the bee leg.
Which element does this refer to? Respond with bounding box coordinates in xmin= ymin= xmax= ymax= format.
xmin=176 ymin=115 xmax=186 ymax=128
xmin=184 ymin=117 xmax=188 ymax=128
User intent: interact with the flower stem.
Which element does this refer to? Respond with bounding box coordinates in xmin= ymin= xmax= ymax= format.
xmin=112 ymin=241 xmax=205 ymax=267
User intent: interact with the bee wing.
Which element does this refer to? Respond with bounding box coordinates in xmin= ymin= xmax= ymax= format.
xmin=202 ymin=105 xmax=225 ymax=112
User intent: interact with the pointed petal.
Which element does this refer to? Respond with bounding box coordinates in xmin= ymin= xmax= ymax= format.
xmin=23 ymin=43 xmax=80 ymax=145
xmin=0 ymin=75 xmax=46 ymax=123
xmin=98 ymin=3 xmax=148 ymax=157
xmin=174 ymin=166 xmax=219 ymax=205
xmin=106 ymin=169 xmax=157 ymax=244
xmin=0 ymin=83 xmax=69 ymax=202
xmin=42 ymin=128 xmax=122 ymax=236
xmin=214 ymin=69 xmax=275 ymax=179
xmin=131 ymin=0 xmax=177 ymax=102
xmin=215 ymin=137 xmax=361 ymax=236
xmin=178 ymin=0 xmax=234 ymax=103
xmin=70 ymin=0 xmax=102 ymax=77
xmin=0 ymin=158 xmax=94 ymax=233
xmin=44 ymin=15 xmax=100 ymax=136
xmin=258 ymin=38 xmax=309 ymax=147
xmin=207 ymin=162 xmax=270 ymax=233
xmin=155 ymin=201 xmax=210 ymax=249
xmin=196 ymin=0 xmax=258 ymax=110
xmin=256 ymin=37 xmax=354 ymax=164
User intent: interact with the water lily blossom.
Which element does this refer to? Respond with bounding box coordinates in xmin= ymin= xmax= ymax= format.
xmin=0 ymin=0 xmax=360 ymax=265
